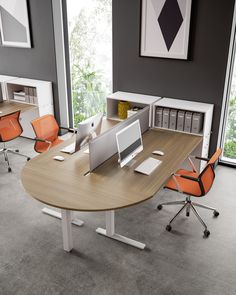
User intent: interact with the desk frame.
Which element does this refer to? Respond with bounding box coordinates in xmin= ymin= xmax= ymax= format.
xmin=61 ymin=209 xmax=145 ymax=252
xmin=42 ymin=207 xmax=84 ymax=227
xmin=96 ymin=210 xmax=146 ymax=250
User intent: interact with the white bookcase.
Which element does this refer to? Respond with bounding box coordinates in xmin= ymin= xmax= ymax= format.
xmin=0 ymin=75 xmax=54 ymax=139
xmin=153 ymin=97 xmax=214 ymax=160
xmin=107 ymin=91 xmax=161 ymax=125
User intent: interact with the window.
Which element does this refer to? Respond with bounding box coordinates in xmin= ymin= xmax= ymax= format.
xmin=219 ymin=7 xmax=236 ymax=165
xmin=66 ymin=0 xmax=112 ymax=126
xmin=222 ymin=59 xmax=236 ymax=163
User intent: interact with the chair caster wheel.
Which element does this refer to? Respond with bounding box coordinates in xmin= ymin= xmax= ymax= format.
xmin=15 ymin=149 xmax=19 ymax=152
xmin=186 ymin=212 xmax=190 ymax=217
xmin=8 ymin=167 xmax=12 ymax=173
xmin=27 ymin=157 xmax=31 ymax=161
xmin=213 ymin=210 xmax=219 ymax=217
xmin=157 ymin=204 xmax=163 ymax=210
xmin=204 ymin=229 xmax=210 ymax=238
xmin=166 ymin=225 xmax=172 ymax=232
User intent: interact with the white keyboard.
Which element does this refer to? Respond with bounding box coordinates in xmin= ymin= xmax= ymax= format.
xmin=135 ymin=157 xmax=162 ymax=175
xmin=61 ymin=143 xmax=75 ymax=154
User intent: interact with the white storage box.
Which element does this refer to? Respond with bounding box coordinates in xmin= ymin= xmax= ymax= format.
xmin=13 ymin=91 xmax=26 ymax=101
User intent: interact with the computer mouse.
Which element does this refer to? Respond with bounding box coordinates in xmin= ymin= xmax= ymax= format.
xmin=152 ymin=150 xmax=165 ymax=156
xmin=53 ymin=155 xmax=65 ymax=161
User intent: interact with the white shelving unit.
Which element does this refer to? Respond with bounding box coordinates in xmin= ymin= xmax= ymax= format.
xmin=153 ymin=97 xmax=214 ymax=162
xmin=0 ymin=75 xmax=18 ymax=100
xmin=107 ymin=91 xmax=161 ymax=125
xmin=0 ymin=75 xmax=54 ymax=139
xmin=107 ymin=93 xmax=214 ymax=167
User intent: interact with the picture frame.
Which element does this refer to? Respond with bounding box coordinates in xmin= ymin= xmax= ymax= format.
xmin=0 ymin=0 xmax=31 ymax=48
xmin=140 ymin=0 xmax=192 ymax=59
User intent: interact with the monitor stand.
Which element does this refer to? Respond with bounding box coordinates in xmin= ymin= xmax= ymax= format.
xmin=83 ymin=148 xmax=89 ymax=154
xmin=82 ymin=131 xmax=98 ymax=154
xmin=124 ymin=159 xmax=137 ymax=168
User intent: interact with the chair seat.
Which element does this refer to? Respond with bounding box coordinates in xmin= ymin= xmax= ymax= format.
xmin=165 ymin=169 xmax=202 ymax=197
xmin=35 ymin=138 xmax=64 ymax=153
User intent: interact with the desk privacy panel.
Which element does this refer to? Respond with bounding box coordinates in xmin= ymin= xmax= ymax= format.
xmin=89 ymin=106 xmax=150 ymax=171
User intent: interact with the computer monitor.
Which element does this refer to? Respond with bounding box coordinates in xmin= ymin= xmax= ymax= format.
xmin=75 ymin=113 xmax=103 ymax=150
xmin=89 ymin=106 xmax=150 ymax=171
xmin=116 ymin=120 xmax=143 ymax=168
xmin=61 ymin=113 xmax=103 ymax=154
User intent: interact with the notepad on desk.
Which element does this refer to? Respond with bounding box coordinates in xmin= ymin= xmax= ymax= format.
xmin=135 ymin=157 xmax=162 ymax=176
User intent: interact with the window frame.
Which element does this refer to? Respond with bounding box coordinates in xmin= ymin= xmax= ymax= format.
xmin=217 ymin=1 xmax=236 ymax=165
xmin=52 ymin=0 xmax=73 ymax=128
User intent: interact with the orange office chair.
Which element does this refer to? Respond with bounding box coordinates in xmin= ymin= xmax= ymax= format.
xmin=157 ymin=148 xmax=222 ymax=237
xmin=31 ymin=114 xmax=75 ymax=153
xmin=0 ymin=110 xmax=30 ymax=172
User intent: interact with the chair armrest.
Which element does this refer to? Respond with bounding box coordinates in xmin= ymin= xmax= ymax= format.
xmin=173 ymin=173 xmax=204 ymax=196
xmin=179 ymin=174 xmax=199 ymax=182
xmin=187 ymin=156 xmax=198 ymax=172
xmin=35 ymin=138 xmax=52 ymax=151
xmin=35 ymin=137 xmax=51 ymax=144
xmin=59 ymin=126 xmax=76 ymax=133
xmin=171 ymin=173 xmax=183 ymax=193
xmin=195 ymin=156 xmax=210 ymax=162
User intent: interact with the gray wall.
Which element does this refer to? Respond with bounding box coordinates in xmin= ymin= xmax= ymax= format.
xmin=0 ymin=0 xmax=234 ymax=152
xmin=113 ymin=0 xmax=235 ymax=154
xmin=0 ymin=0 xmax=60 ymax=120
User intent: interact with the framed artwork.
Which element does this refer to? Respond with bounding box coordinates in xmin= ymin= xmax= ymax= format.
xmin=0 ymin=0 xmax=31 ymax=48
xmin=140 ymin=0 xmax=192 ymax=59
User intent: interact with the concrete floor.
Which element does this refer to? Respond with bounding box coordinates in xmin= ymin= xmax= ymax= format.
xmin=0 ymin=137 xmax=236 ymax=295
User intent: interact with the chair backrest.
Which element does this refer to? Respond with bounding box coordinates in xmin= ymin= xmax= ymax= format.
xmin=199 ymin=148 xmax=222 ymax=195
xmin=199 ymin=165 xmax=215 ymax=195
xmin=31 ymin=114 xmax=59 ymax=141
xmin=0 ymin=111 xmax=22 ymax=142
xmin=31 ymin=114 xmax=59 ymax=153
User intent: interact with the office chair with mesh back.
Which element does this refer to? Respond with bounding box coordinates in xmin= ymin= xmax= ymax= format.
xmin=31 ymin=114 xmax=74 ymax=153
xmin=0 ymin=110 xmax=30 ymax=172
xmin=157 ymin=148 xmax=222 ymax=237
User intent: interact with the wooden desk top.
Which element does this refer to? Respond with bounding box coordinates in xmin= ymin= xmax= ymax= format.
xmin=21 ymin=127 xmax=202 ymax=212
xmin=0 ymin=100 xmax=36 ymax=117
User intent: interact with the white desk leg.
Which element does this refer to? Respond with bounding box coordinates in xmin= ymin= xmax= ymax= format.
xmin=61 ymin=209 xmax=73 ymax=252
xmin=42 ymin=207 xmax=84 ymax=226
xmin=96 ymin=210 xmax=146 ymax=250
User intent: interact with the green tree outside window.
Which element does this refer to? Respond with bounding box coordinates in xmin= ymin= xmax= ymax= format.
xmin=224 ymin=96 xmax=236 ymax=159
xmin=68 ymin=0 xmax=112 ymax=126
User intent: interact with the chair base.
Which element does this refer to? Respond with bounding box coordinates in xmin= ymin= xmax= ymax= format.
xmin=157 ymin=196 xmax=219 ymax=237
xmin=0 ymin=144 xmax=30 ymax=172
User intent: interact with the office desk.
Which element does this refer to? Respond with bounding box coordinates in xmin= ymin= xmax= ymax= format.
xmin=0 ymin=100 xmax=36 ymax=117
xmin=21 ymin=128 xmax=202 ymax=251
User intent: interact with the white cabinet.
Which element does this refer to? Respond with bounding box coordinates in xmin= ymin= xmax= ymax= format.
xmin=0 ymin=75 xmax=18 ymax=100
xmin=107 ymin=91 xmax=161 ymax=125
xmin=0 ymin=75 xmax=54 ymax=139
xmin=6 ymin=78 xmax=53 ymax=107
xmin=153 ymin=97 xmax=214 ymax=169
xmin=105 ymin=91 xmax=214 ymax=170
